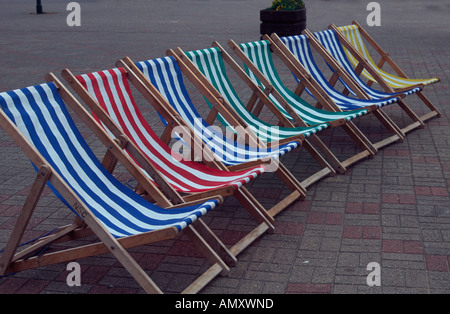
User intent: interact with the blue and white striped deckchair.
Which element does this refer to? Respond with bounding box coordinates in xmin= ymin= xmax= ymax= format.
xmin=0 ymin=76 xmax=230 ymax=294
xmin=122 ymin=55 xmax=308 ymax=217
xmin=279 ymin=31 xmax=428 ymax=135
xmin=134 ymin=56 xmax=301 ymax=167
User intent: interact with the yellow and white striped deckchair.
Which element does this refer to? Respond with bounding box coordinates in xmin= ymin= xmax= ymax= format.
xmin=333 ymin=21 xmax=440 ymax=122
xmin=336 ymin=21 xmax=440 ymax=89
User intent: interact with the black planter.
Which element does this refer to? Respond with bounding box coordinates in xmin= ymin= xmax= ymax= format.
xmin=260 ymin=8 xmax=306 ymax=38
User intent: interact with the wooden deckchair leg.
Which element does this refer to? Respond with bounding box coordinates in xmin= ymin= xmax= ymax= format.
xmin=183 ymin=225 xmax=230 ymax=277
xmin=373 ymin=108 xmax=405 ymax=141
xmin=274 ymin=163 xmax=308 ymax=197
xmin=101 ymin=138 xmax=124 ymax=173
xmin=192 ymin=219 xmax=238 ymax=266
xmin=9 ymin=223 xmax=80 ymax=263
xmin=0 ymin=165 xmax=51 ymax=275
xmin=193 ymin=207 xmax=270 ymax=263
xmin=101 ymin=148 xmax=119 ymax=173
xmin=241 ymin=172 xmax=302 ymax=219
xmin=340 ymin=122 xmax=378 ymax=156
xmin=396 ymin=99 xmax=425 ymax=130
xmin=416 ymin=91 xmax=441 ymax=118
xmin=116 ymin=254 xmax=163 ymax=294
xmin=234 ymin=188 xmax=275 ymax=225
xmin=304 ymin=136 xmax=345 ymax=174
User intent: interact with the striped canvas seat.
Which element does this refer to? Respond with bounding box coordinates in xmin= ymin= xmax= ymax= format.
xmin=0 ymin=82 xmax=218 ymax=238
xmin=313 ymin=29 xmax=422 ymax=98
xmin=135 ymin=56 xmax=300 ymax=166
xmin=337 ymin=24 xmax=439 ymax=89
xmin=246 ymin=38 xmax=397 ymax=111
xmin=184 ymin=47 xmax=331 ymax=141
xmin=75 ymin=68 xmax=267 ymax=194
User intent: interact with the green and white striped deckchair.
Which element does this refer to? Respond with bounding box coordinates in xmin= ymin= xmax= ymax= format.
xmin=333 ymin=21 xmax=440 ymax=122
xmin=183 ymin=46 xmax=369 ymax=140
xmin=173 ymin=46 xmax=351 ymax=178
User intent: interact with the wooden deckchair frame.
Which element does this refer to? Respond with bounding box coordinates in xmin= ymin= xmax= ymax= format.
xmin=241 ymin=33 xmax=408 ymax=152
xmin=0 ymin=74 xmax=239 ymax=294
xmin=62 ymin=66 xmax=278 ymax=263
xmin=119 ymin=56 xmax=307 ymax=218
xmin=331 ymin=21 xmax=440 ymax=124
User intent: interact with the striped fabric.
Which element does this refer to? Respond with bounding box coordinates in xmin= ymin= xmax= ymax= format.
xmin=185 ymin=47 xmax=329 ymax=141
xmin=0 ymin=82 xmax=219 ymax=238
xmin=268 ymin=37 xmax=399 ymax=110
xmin=314 ymin=29 xmax=422 ymax=97
xmin=75 ymin=68 xmax=267 ymax=193
xmin=338 ymin=25 xmax=439 ymax=88
xmin=135 ymin=56 xmax=300 ymax=166
xmin=238 ymin=40 xmax=374 ymax=115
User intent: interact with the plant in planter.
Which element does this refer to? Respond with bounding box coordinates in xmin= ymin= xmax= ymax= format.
xmin=260 ymin=0 xmax=306 ymax=38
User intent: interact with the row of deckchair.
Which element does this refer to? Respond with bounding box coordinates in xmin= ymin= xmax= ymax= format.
xmin=0 ymin=21 xmax=440 ymax=294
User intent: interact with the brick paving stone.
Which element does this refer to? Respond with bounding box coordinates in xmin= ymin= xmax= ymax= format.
xmin=426 ymin=255 xmax=449 ymax=272
xmin=382 ymin=240 xmax=403 ymax=253
xmin=0 ymin=0 xmax=449 ymax=295
xmin=363 ymin=226 xmax=382 ymax=240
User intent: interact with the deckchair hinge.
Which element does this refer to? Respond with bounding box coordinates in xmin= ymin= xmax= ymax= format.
xmin=112 ymin=135 xmax=128 ymax=149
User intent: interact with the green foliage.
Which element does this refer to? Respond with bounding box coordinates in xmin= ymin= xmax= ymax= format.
xmin=267 ymin=0 xmax=305 ymax=11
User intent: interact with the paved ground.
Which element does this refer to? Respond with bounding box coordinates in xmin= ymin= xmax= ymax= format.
xmin=0 ymin=0 xmax=449 ymax=294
